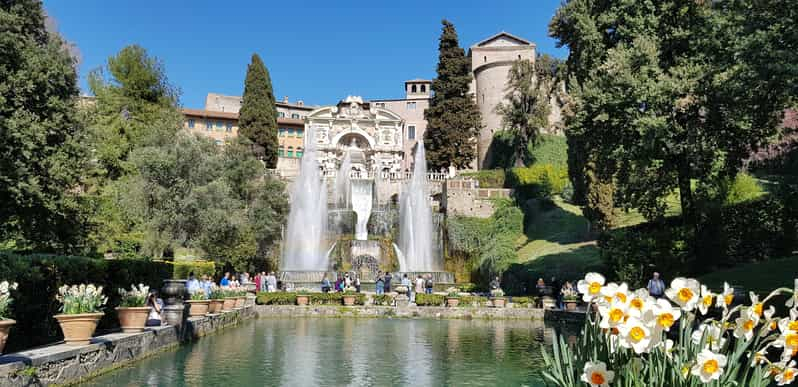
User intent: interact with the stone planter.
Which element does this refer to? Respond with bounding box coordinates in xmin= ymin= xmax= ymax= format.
xmin=187 ymin=300 xmax=210 ymax=317
xmin=0 ymin=319 xmax=15 ymax=354
xmin=115 ymin=307 xmax=150 ymax=333
xmin=208 ymin=299 xmax=224 ymax=314
xmin=566 ymin=301 xmax=578 ymax=311
xmin=222 ymin=297 xmax=236 ymax=312
xmin=492 ymin=297 xmax=506 ymax=308
xmin=297 ymin=295 xmax=310 ymax=306
xmin=234 ymin=296 xmax=246 ymax=309
xmin=342 ymin=295 xmax=357 ymax=306
xmin=161 ymin=280 xmax=187 ymax=306
xmin=54 ymin=312 xmax=104 ymax=346
xmin=446 ymin=297 xmax=460 ymax=307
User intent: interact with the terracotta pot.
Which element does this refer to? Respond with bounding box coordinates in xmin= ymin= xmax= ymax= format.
xmin=342 ymin=295 xmax=356 ymax=306
xmin=0 ymin=319 xmax=15 ymax=354
xmin=208 ymin=299 xmax=223 ymax=314
xmin=297 ymin=295 xmax=310 ymax=306
xmin=492 ymin=297 xmax=506 ymax=308
xmin=115 ymin=307 xmax=150 ymax=333
xmin=54 ymin=313 xmax=104 ymax=346
xmin=566 ymin=301 xmax=578 ymax=311
xmin=187 ymin=300 xmax=210 ymax=317
xmin=234 ymin=297 xmax=246 ymax=308
xmin=446 ymin=297 xmax=460 ymax=307
xmin=222 ymin=298 xmax=236 ymax=312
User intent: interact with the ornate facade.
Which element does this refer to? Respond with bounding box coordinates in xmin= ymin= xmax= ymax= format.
xmin=306 ymin=96 xmax=405 ymax=176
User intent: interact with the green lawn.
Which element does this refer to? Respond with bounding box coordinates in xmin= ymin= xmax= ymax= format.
xmin=698 ymin=255 xmax=798 ymax=294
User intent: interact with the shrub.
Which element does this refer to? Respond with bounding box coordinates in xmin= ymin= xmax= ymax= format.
xmin=527 ymin=134 xmax=568 ymax=167
xmin=169 ymin=260 xmax=216 ymax=279
xmin=723 ymin=172 xmax=764 ymax=205
xmin=459 ymin=295 xmax=489 ymax=307
xmin=256 ymin=292 xmax=296 ymax=305
xmin=508 ymin=163 xmax=568 ymax=199
xmin=0 ymin=253 xmax=172 ymax=352
xmin=459 ymin=170 xmax=506 ymax=188
xmin=371 ymin=294 xmax=394 ymax=306
xmin=415 ymin=294 xmax=444 ymax=306
xmin=510 ymin=296 xmax=537 ymax=307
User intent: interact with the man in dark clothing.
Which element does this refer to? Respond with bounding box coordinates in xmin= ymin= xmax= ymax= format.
xmin=384 ymin=272 xmax=392 ymax=293
xmin=424 ymin=274 xmax=433 ymax=294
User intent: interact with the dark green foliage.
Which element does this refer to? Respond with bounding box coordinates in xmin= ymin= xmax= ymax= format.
xmin=424 ymin=20 xmax=482 ymax=171
xmin=508 ymin=296 xmax=537 ymax=307
xmin=414 ymin=294 xmax=444 ymax=306
xmin=371 ymin=294 xmax=395 ymax=306
xmin=238 ymin=53 xmax=278 ymax=167
xmin=256 ymin=292 xmax=297 ymax=305
xmin=255 ymin=292 xmax=366 ymax=306
xmin=170 ymin=260 xmax=215 ymax=280
xmin=528 ymin=134 xmax=568 ymax=167
xmin=0 ymin=252 xmax=172 ymax=352
xmin=459 ymin=170 xmax=506 ymax=188
xmin=0 ymin=0 xmax=90 ymax=253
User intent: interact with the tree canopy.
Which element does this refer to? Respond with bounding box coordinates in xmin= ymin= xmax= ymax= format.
xmin=238 ymin=53 xmax=279 ymax=167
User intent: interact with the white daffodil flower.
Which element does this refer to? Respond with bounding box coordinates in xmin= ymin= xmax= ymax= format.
xmin=776 ymin=360 xmax=797 ymax=386
xmin=581 ymin=361 xmax=614 ymax=387
xmin=665 ymin=277 xmax=700 ymax=312
xmin=691 ymin=349 xmax=727 ymax=383
xmin=733 ymin=308 xmax=759 ymax=341
xmin=618 ymin=316 xmax=655 ymax=354
xmin=698 ymin=285 xmax=714 ymax=316
xmin=651 ymin=298 xmax=681 ymax=332
xmin=577 ymin=272 xmax=606 ymax=303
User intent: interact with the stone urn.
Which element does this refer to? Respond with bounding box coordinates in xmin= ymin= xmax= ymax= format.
xmin=446 ymin=297 xmax=460 ymax=307
xmin=208 ymin=299 xmax=224 ymax=314
xmin=234 ymin=296 xmax=246 ymax=309
xmin=115 ymin=307 xmax=151 ymax=333
xmin=222 ymin=297 xmax=236 ymax=312
xmin=161 ymin=280 xmax=187 ymax=306
xmin=492 ymin=297 xmax=507 ymax=308
xmin=566 ymin=301 xmax=578 ymax=311
xmin=342 ymin=294 xmax=357 ymax=306
xmin=187 ymin=300 xmax=210 ymax=317
xmin=54 ymin=312 xmax=104 ymax=346
xmin=296 ymin=295 xmax=310 ymax=306
xmin=0 ymin=319 xmax=15 ymax=354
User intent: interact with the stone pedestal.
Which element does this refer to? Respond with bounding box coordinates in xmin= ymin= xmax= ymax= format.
xmin=162 ymin=304 xmax=185 ymax=329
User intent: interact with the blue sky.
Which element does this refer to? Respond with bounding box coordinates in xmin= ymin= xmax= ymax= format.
xmin=43 ymin=0 xmax=567 ymax=108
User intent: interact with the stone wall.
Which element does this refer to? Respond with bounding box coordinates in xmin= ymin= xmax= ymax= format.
xmin=0 ymin=306 xmax=255 ymax=387
xmin=255 ymin=304 xmax=547 ymax=320
xmin=441 ymin=179 xmax=513 ymax=218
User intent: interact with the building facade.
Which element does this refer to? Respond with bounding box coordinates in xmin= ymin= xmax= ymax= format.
xmin=371 ymin=79 xmax=431 ymax=171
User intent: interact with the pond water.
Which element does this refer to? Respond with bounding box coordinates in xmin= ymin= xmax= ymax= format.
xmin=82 ymin=318 xmax=564 ymax=386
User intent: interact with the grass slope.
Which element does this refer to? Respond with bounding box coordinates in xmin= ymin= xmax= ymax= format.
xmin=698 ymin=255 xmax=798 ymax=294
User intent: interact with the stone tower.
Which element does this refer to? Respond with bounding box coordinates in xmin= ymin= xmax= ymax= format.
xmin=469 ymin=32 xmax=536 ymax=169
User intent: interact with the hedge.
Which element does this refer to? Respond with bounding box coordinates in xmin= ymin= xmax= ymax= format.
xmin=169 ymin=260 xmax=216 ymax=279
xmin=459 ymin=170 xmax=506 ymax=188
xmin=507 ymin=163 xmax=568 ymax=199
xmin=414 ymin=293 xmax=444 ymax=306
xmin=255 ymin=292 xmax=366 ymax=306
xmin=0 ymin=253 xmax=173 ymax=352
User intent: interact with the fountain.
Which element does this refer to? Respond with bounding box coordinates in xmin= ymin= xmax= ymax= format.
xmin=397 ymin=141 xmax=439 ymax=272
xmin=333 ymin=151 xmax=351 ymax=209
xmin=281 ymin=126 xmax=329 ymax=271
xmin=351 ymin=179 xmax=373 ymax=240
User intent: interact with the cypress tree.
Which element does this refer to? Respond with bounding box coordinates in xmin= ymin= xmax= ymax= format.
xmin=423 ymin=20 xmax=482 ymax=171
xmin=239 ymin=53 xmax=278 ymax=167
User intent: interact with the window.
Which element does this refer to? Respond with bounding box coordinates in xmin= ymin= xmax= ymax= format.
xmin=296 ymin=147 xmax=303 ymax=158
xmin=484 ymin=55 xmax=487 ymax=62
xmin=187 ymin=119 xmax=195 ymax=128
xmin=407 ymin=102 xmax=416 ymax=110
xmin=375 ymin=102 xmax=385 ymax=108
xmin=291 ymin=113 xmax=300 ymax=119
xmin=216 ymin=121 xmax=224 ymax=130
xmin=278 ymin=111 xmax=285 ymax=118
xmin=206 ymin=120 xmax=213 ymax=131
xmin=297 ymin=129 xmax=303 ymax=138
xmin=420 ymin=85 xmax=426 ymax=93
xmin=411 ymin=84 xmax=417 ymax=93
xmin=287 ymin=128 xmax=294 ymax=137
xmin=518 ymin=55 xmax=521 ymax=60
xmin=278 ymin=146 xmax=284 ymax=157
xmin=287 ymin=146 xmax=294 ymax=158
xmin=226 ymin=122 xmax=233 ymax=132
xmin=408 ymin=125 xmax=416 ymax=140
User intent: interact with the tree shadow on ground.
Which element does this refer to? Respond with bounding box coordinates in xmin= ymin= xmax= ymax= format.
xmin=502 ymin=244 xmax=605 ymax=296
xmin=520 ymin=198 xmax=593 ymax=246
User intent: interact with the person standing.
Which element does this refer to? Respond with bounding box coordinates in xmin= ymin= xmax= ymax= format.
xmin=201 ymin=275 xmax=213 ymax=298
xmin=415 ymin=275 xmax=424 ymax=297
xmin=268 ymin=272 xmax=278 ymax=292
xmin=344 ymin=273 xmax=352 ymax=289
xmin=402 ymin=274 xmax=413 ymax=303
xmin=425 ymin=274 xmax=434 ymax=294
xmin=354 ymin=276 xmax=361 ymax=293
xmin=647 ymin=272 xmax=665 ymax=298
xmin=376 ymin=275 xmax=385 ymax=295
xmin=254 ymin=272 xmax=262 ymax=292
xmin=490 ymin=276 xmax=501 ymax=291
xmin=220 ymin=272 xmax=231 ymax=288
xmin=186 ymin=272 xmax=201 ymax=294
xmin=384 ymin=272 xmax=393 ymax=293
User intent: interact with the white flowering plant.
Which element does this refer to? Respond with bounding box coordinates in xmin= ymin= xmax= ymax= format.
xmin=542 ymin=273 xmax=798 ymax=387
xmin=0 ymin=281 xmax=19 ymax=320
xmin=56 ymin=284 xmax=107 ymax=315
xmin=491 ymin=288 xmax=506 ymax=298
xmin=117 ymin=284 xmax=149 ymax=307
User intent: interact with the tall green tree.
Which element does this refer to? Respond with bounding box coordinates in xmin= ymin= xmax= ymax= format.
xmin=497 ymin=54 xmax=564 ymax=167
xmin=238 ymin=53 xmax=279 ymax=168
xmin=0 ymin=0 xmax=89 ymax=252
xmin=424 ymin=20 xmax=482 ymax=171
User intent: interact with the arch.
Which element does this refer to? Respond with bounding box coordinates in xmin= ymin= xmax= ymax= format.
xmin=287 ymin=146 xmax=294 ymax=158
xmin=411 ymin=84 xmax=417 ymax=93
xmin=420 ymin=84 xmax=426 ymax=93
xmin=330 ymin=128 xmax=376 ymax=149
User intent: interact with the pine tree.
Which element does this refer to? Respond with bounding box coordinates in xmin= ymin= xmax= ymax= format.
xmin=0 ymin=0 xmax=88 ymax=252
xmin=424 ymin=20 xmax=482 ymax=171
xmin=239 ymin=53 xmax=279 ymax=168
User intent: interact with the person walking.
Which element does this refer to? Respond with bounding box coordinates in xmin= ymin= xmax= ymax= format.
xmin=384 ymin=272 xmax=392 ymax=293
xmin=424 ymin=274 xmax=434 ymax=294
xmin=647 ymin=272 xmax=665 ymax=298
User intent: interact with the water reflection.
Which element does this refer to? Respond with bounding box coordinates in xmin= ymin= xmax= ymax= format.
xmin=82 ymin=318 xmax=562 ymax=386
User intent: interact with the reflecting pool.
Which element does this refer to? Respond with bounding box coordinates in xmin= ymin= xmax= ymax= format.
xmin=82 ymin=318 xmax=567 ymax=386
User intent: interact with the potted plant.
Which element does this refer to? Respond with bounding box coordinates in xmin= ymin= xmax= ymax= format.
xmin=54 ymin=284 xmax=107 ymax=345
xmin=562 ymin=287 xmax=580 ymax=311
xmin=296 ymin=288 xmax=312 ymax=306
xmin=208 ymin=287 xmax=224 ymax=314
xmin=490 ymin=289 xmax=507 ymax=308
xmin=234 ymin=290 xmax=247 ymax=309
xmin=221 ymin=289 xmax=236 ymax=312
xmin=445 ymin=288 xmax=461 ymax=307
xmin=116 ymin=284 xmax=151 ymax=333
xmin=342 ymin=286 xmax=358 ymax=306
xmin=0 ymin=281 xmax=18 ymax=354
xmin=187 ymin=290 xmax=210 ymax=317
